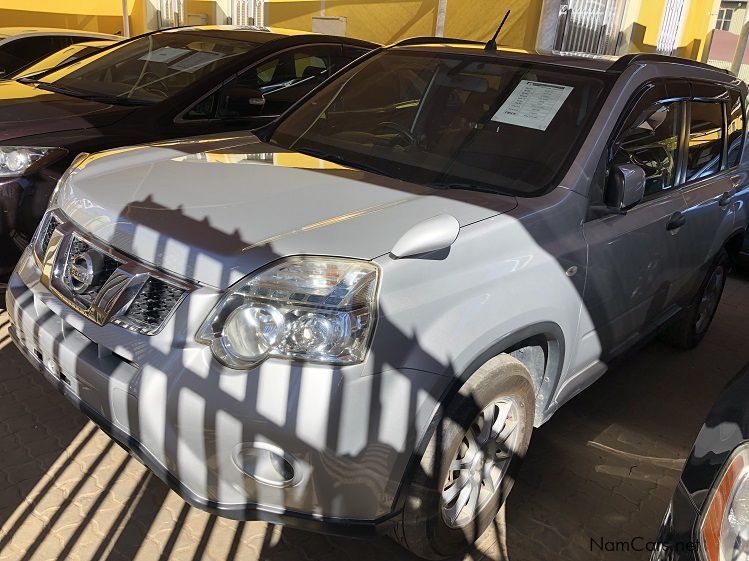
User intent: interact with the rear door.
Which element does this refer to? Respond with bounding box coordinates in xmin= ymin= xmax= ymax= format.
xmin=677 ymin=84 xmax=744 ymax=301
xmin=582 ymin=80 xmax=690 ymax=357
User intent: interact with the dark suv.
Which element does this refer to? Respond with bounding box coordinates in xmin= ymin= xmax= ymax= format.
xmin=0 ymin=25 xmax=376 ymax=286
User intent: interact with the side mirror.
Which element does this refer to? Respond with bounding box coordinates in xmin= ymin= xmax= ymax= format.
xmin=607 ymin=163 xmax=646 ymax=211
xmin=217 ymin=86 xmax=265 ymax=120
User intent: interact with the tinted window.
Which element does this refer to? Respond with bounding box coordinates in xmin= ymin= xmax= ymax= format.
xmin=39 ymin=31 xmax=259 ymax=103
xmin=727 ymin=92 xmax=745 ymax=168
xmin=613 ymin=103 xmax=681 ymax=197
xmin=185 ymin=46 xmax=342 ymax=120
xmin=270 ymin=50 xmax=612 ymax=197
xmin=686 ymin=101 xmax=724 ymax=181
xmin=0 ymin=35 xmax=72 ymax=74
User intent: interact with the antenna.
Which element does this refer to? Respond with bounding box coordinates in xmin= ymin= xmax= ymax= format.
xmin=485 ymin=10 xmax=511 ymax=51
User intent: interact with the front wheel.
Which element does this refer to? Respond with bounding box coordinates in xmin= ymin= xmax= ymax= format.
xmin=390 ymin=354 xmax=535 ymax=560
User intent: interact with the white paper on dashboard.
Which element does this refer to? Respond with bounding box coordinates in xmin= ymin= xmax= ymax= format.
xmin=139 ymin=47 xmax=190 ymax=63
xmin=169 ymin=51 xmax=223 ymax=72
xmin=491 ymin=80 xmax=574 ymax=131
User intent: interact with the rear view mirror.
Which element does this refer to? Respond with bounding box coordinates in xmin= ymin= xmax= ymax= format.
xmin=218 ymin=86 xmax=265 ymax=120
xmin=607 ymin=164 xmax=646 ymax=211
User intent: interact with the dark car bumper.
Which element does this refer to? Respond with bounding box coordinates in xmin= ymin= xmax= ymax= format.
xmin=652 ymin=481 xmax=701 ymax=561
xmin=653 ymin=364 xmax=749 ymax=561
xmin=0 ymin=171 xmax=60 ymax=282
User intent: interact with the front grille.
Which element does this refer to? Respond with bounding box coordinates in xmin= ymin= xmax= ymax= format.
xmin=123 ymin=277 xmax=186 ymax=331
xmin=42 ymin=214 xmax=194 ymax=335
xmin=39 ymin=215 xmax=60 ymax=256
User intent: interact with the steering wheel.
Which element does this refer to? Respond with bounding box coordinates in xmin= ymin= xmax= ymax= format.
xmin=374 ymin=121 xmax=417 ymax=146
xmin=139 ymin=72 xmax=170 ymax=99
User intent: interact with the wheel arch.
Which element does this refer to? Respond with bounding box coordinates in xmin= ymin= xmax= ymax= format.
xmin=390 ymin=321 xmax=566 ymax=513
xmin=725 ymin=228 xmax=746 ymax=264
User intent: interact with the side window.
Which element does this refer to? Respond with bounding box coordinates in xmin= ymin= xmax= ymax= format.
xmin=726 ymin=92 xmax=745 ymax=168
xmin=0 ymin=36 xmax=70 ymax=74
xmin=685 ymin=101 xmax=724 ymax=181
xmin=612 ymin=101 xmax=682 ymax=198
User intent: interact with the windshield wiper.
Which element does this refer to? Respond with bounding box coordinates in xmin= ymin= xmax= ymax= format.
xmin=295 ymin=148 xmax=390 ymax=176
xmin=34 ymin=82 xmax=153 ymax=106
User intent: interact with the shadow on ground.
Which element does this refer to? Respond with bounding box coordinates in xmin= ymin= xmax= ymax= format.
xmin=1 ymin=271 xmax=747 ymax=561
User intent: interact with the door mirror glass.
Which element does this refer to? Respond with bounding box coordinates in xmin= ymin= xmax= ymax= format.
xmin=217 ymin=86 xmax=265 ymax=120
xmin=607 ymin=163 xmax=646 ymax=210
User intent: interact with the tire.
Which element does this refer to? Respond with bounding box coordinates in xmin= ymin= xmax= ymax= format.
xmin=660 ymin=249 xmax=730 ymax=350
xmin=390 ymin=354 xmax=535 ymax=560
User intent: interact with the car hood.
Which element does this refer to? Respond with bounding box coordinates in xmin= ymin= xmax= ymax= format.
xmin=0 ymin=80 xmax=134 ymax=142
xmin=59 ymin=133 xmax=517 ymax=289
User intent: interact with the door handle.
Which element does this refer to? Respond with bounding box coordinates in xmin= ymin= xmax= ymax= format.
xmin=666 ymin=211 xmax=687 ymax=231
xmin=719 ymin=188 xmax=737 ymax=208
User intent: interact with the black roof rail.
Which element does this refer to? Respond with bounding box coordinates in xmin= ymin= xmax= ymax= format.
xmin=610 ymin=53 xmax=734 ymax=75
xmin=394 ymin=37 xmax=484 ymax=47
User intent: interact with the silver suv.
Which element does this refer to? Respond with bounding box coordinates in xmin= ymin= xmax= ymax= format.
xmin=6 ymin=41 xmax=749 ymax=559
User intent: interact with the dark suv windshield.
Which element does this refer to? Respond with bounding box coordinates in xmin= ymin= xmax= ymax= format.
xmin=270 ymin=50 xmax=613 ymax=197
xmin=36 ymin=31 xmax=260 ymax=104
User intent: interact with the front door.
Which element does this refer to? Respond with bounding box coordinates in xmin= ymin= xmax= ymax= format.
xmin=582 ymin=82 xmax=689 ymax=357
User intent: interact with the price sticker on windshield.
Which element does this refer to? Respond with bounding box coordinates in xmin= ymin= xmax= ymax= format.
xmin=491 ymin=80 xmax=574 ymax=131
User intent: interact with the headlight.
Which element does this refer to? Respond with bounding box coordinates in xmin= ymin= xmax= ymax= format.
xmin=197 ymin=256 xmax=380 ymax=369
xmin=0 ymin=146 xmax=67 ymax=178
xmin=700 ymin=442 xmax=749 ymax=561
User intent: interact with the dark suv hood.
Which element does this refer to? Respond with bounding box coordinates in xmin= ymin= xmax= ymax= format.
xmin=0 ymin=80 xmax=135 ymax=142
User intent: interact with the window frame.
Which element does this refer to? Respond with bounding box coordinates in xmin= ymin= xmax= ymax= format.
xmin=174 ymin=42 xmax=346 ymax=124
xmin=598 ymin=77 xmax=746 ymax=211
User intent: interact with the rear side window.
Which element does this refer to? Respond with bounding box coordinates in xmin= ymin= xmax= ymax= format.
xmin=686 ymin=101 xmax=724 ymax=181
xmin=726 ymin=92 xmax=745 ymax=168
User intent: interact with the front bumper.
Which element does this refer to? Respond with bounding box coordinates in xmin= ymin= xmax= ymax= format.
xmin=6 ymin=249 xmax=446 ymax=537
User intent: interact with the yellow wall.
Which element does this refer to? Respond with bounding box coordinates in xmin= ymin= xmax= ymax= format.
xmin=0 ymin=0 xmax=724 ymax=60
xmin=442 ymin=0 xmax=542 ymax=51
xmin=675 ymin=0 xmax=719 ymax=60
xmin=263 ymin=0 xmax=541 ymax=50
xmin=0 ymin=0 xmax=148 ymax=36
xmin=627 ymin=0 xmax=720 ymax=58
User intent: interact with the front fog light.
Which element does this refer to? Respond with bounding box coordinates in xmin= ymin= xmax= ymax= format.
xmin=197 ymin=256 xmax=379 ymax=369
xmin=701 ymin=443 xmax=749 ymax=561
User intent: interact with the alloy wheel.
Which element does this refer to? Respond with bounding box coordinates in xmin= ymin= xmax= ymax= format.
xmin=441 ymin=397 xmax=522 ymax=528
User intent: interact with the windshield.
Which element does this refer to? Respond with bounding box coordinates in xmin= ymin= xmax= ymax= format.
xmin=36 ymin=31 xmax=259 ymax=104
xmin=270 ymin=50 xmax=613 ymax=197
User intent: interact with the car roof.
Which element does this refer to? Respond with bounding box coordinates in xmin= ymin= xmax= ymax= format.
xmin=159 ymin=25 xmax=378 ymax=47
xmin=0 ymin=27 xmax=120 ymax=40
xmin=390 ymin=40 xmax=739 ymax=83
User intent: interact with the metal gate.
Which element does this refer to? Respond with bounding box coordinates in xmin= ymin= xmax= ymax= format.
xmin=158 ymin=0 xmax=184 ymax=28
xmin=554 ymin=0 xmax=629 ymax=56
xmin=232 ymin=0 xmax=266 ymax=26
xmin=656 ymin=0 xmax=686 ymax=55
